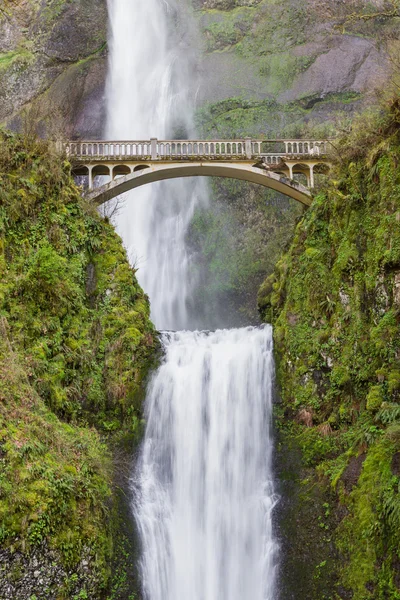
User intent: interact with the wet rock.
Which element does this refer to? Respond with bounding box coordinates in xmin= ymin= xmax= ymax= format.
xmin=341 ymin=453 xmax=366 ymax=493
xmin=0 ymin=543 xmax=100 ymax=600
xmin=0 ymin=0 xmax=108 ymax=138
xmin=392 ymin=452 xmax=400 ymax=477
xmin=279 ymin=35 xmax=389 ymax=104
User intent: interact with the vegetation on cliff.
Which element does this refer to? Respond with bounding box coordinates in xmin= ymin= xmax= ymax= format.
xmin=0 ymin=129 xmax=157 ymax=599
xmin=259 ymin=99 xmax=400 ymax=599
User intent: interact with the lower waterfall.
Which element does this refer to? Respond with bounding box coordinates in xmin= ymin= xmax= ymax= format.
xmin=133 ymin=325 xmax=279 ymax=600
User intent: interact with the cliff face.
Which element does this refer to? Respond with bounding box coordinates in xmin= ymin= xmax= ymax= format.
xmin=0 ymin=0 xmax=108 ymax=137
xmin=258 ymin=100 xmax=400 ymax=600
xmin=0 ymin=0 xmax=394 ymax=141
xmin=195 ymin=0 xmax=392 ymax=137
xmin=0 ymin=129 xmax=157 ymax=599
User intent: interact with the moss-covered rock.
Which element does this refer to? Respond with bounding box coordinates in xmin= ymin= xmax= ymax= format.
xmin=195 ymin=0 xmax=391 ymax=114
xmin=0 ymin=129 xmax=158 ymax=598
xmin=0 ymin=0 xmax=107 ymax=137
xmin=259 ymin=100 xmax=400 ymax=599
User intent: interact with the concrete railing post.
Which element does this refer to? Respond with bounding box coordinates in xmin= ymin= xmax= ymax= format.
xmin=151 ymin=138 xmax=158 ymax=160
xmin=245 ymin=137 xmax=252 ymax=159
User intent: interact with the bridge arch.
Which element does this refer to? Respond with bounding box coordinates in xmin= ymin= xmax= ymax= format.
xmin=81 ymin=162 xmax=312 ymax=206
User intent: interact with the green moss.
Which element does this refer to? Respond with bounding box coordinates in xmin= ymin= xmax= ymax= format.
xmin=366 ymin=386 xmax=384 ymax=412
xmin=0 ymin=129 xmax=158 ymax=596
xmin=0 ymin=48 xmax=34 ymax=72
xmin=259 ymin=100 xmax=400 ymax=597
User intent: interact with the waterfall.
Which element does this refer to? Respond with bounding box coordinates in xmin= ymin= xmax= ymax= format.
xmin=105 ymin=2 xmax=279 ymax=598
xmin=134 ymin=326 xmax=279 ymax=600
xmin=106 ymin=0 xmax=206 ymax=331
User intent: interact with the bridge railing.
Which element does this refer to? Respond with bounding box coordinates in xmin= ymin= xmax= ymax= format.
xmin=63 ymin=139 xmax=329 ymax=161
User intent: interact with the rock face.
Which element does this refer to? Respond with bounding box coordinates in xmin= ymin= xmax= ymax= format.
xmin=0 ymin=544 xmax=100 ymax=600
xmin=0 ymin=0 xmax=395 ymax=140
xmin=0 ymin=0 xmax=108 ymax=138
xmin=278 ymin=35 xmax=388 ymax=104
xmin=195 ymin=0 xmax=393 ymax=133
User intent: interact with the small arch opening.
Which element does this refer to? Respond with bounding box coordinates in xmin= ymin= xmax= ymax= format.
xmin=291 ymin=163 xmax=310 ymax=187
xmin=313 ymin=163 xmax=330 ymax=188
xmin=93 ymin=165 xmax=111 ymax=188
xmin=72 ymin=165 xmax=89 ymax=190
xmin=113 ymin=165 xmax=131 ymax=180
xmin=134 ymin=164 xmax=151 ymax=173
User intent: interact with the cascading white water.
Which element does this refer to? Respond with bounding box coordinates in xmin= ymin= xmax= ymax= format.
xmin=106 ymin=2 xmax=279 ymax=598
xmin=134 ymin=325 xmax=278 ymax=600
xmin=106 ymin=0 xmax=206 ymax=331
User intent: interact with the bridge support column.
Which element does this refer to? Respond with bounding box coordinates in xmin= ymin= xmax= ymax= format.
xmin=88 ymin=166 xmax=94 ymax=190
xmin=309 ymin=164 xmax=315 ymax=188
xmin=288 ymin=164 xmax=294 ymax=180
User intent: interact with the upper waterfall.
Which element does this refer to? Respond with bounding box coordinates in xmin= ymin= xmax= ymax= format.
xmin=105 ymin=0 xmax=207 ymax=331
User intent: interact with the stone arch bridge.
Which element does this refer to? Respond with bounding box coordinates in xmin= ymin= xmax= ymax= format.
xmin=64 ymin=138 xmax=332 ymax=207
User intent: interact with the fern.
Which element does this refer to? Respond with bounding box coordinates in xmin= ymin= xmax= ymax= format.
xmin=376 ymin=402 xmax=400 ymax=425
